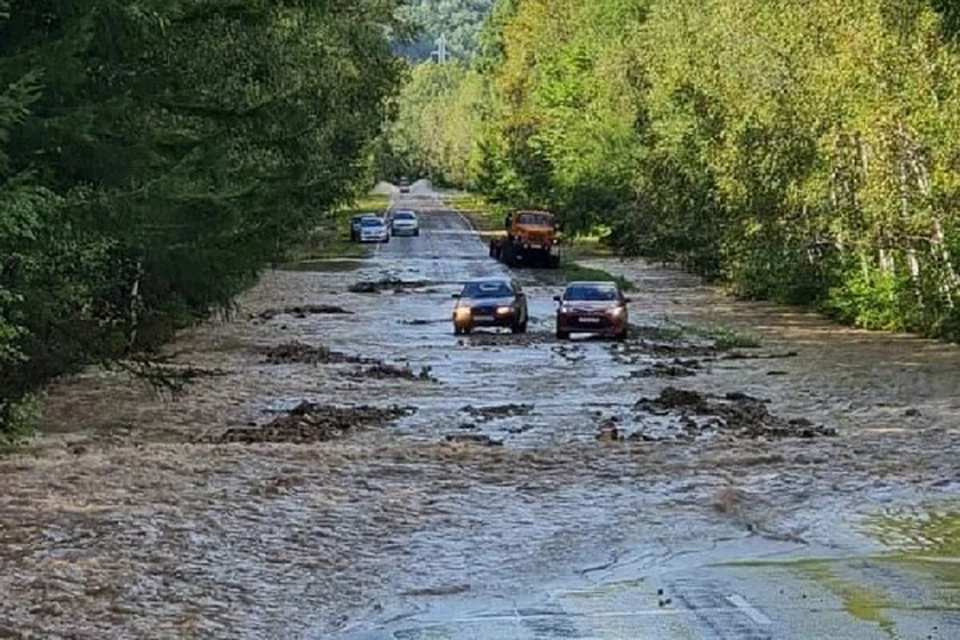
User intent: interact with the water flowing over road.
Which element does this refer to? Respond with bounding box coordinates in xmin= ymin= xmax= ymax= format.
xmin=2 ymin=183 xmax=959 ymax=639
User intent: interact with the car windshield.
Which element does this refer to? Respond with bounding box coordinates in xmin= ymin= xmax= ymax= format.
xmin=361 ymin=217 xmax=383 ymax=227
xmin=461 ymin=281 xmax=513 ymax=298
xmin=564 ymin=284 xmax=618 ymax=301
xmin=394 ymin=212 xmax=416 ymax=220
xmin=517 ymin=213 xmax=553 ymax=226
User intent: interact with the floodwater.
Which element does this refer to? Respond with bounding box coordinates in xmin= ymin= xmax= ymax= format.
xmin=2 ymin=183 xmax=958 ymax=638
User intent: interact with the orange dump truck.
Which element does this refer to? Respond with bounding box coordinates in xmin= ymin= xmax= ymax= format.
xmin=488 ymin=209 xmax=561 ymax=268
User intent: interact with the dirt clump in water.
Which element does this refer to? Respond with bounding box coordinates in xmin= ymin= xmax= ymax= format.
xmin=348 ymin=362 xmax=437 ymax=382
xmin=461 ymin=403 xmax=534 ymax=421
xmin=632 ymin=387 xmax=837 ymax=440
xmin=348 ymin=277 xmax=430 ymax=294
xmin=631 ymin=360 xmax=701 ymax=378
xmin=444 ymin=433 xmax=504 ymax=446
xmin=254 ymin=304 xmax=353 ymax=321
xmin=263 ymin=341 xmax=375 ymax=366
xmin=721 ymin=350 xmax=799 ymax=361
xmin=204 ymin=402 xmax=416 ymax=444
xmin=463 ymin=331 xmax=555 ymax=347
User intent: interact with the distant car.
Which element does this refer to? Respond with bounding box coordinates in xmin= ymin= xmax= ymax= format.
xmin=555 ymin=281 xmax=630 ymax=341
xmin=452 ymin=278 xmax=528 ymax=335
xmin=391 ymin=210 xmax=420 ymax=237
xmin=350 ymin=213 xmax=380 ymax=242
xmin=358 ymin=216 xmax=390 ymax=243
xmin=398 ymin=178 xmax=411 ymax=194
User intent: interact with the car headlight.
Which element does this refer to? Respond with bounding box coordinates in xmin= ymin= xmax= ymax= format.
xmin=496 ymin=306 xmax=513 ymax=315
xmin=455 ymin=307 xmax=471 ymax=320
xmin=608 ymin=306 xmax=625 ymax=317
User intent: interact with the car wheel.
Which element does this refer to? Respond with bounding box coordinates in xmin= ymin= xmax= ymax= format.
xmin=615 ymin=327 xmax=628 ymax=342
xmin=414 ymin=229 xmax=420 ymax=237
xmin=556 ymin=328 xmax=570 ymax=340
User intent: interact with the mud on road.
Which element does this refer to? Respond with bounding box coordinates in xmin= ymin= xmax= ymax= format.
xmin=2 ymin=184 xmax=960 ymax=639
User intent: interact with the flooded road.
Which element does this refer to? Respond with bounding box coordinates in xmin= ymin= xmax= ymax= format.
xmin=2 ymin=184 xmax=959 ymax=638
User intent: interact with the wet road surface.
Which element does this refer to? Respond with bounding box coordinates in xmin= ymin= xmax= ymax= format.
xmin=2 ymin=183 xmax=959 ymax=638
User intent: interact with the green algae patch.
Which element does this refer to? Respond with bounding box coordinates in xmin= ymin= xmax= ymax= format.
xmin=868 ymin=507 xmax=960 ymax=607
xmin=794 ymin=562 xmax=896 ymax=634
xmin=869 ymin=508 xmax=960 ymax=559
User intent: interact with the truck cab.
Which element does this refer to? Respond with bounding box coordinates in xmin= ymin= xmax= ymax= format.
xmin=489 ymin=209 xmax=561 ymax=268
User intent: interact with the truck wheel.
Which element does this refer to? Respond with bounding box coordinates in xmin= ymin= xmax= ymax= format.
xmin=489 ymin=241 xmax=496 ymax=258
xmin=502 ymin=243 xmax=516 ymax=267
xmin=615 ymin=328 xmax=628 ymax=342
xmin=549 ymin=254 xmax=561 ymax=268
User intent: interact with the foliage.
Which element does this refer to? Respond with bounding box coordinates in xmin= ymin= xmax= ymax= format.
xmin=0 ymin=0 xmax=403 ymax=437
xmin=396 ymin=0 xmax=960 ymax=341
xmin=396 ymin=0 xmax=496 ymax=61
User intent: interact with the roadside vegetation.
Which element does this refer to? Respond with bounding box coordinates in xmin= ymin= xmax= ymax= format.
xmin=0 ymin=1 xmax=404 ymax=439
xmin=385 ymin=0 xmax=960 ymax=342
xmin=281 ymin=195 xmax=391 ymax=264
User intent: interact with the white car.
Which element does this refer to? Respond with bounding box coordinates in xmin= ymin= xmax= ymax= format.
xmin=391 ymin=210 xmax=420 ymax=237
xmin=358 ymin=216 xmax=390 ymax=243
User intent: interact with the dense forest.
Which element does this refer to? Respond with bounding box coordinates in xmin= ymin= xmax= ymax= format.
xmin=0 ymin=0 xmax=404 ymax=437
xmin=393 ymin=0 xmax=960 ymax=341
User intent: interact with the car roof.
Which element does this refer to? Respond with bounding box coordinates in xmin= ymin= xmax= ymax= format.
xmin=566 ymin=281 xmax=618 ymax=289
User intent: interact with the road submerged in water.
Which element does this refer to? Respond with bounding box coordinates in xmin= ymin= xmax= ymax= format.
xmin=2 ymin=184 xmax=959 ymax=639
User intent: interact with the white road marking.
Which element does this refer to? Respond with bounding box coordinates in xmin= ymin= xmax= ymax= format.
xmin=726 ymin=593 xmax=772 ymax=625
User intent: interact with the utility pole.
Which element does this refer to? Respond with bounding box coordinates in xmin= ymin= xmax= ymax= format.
xmin=431 ymin=34 xmax=448 ymax=64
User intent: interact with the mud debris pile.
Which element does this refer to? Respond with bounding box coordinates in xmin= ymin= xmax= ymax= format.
xmin=348 ymin=277 xmax=430 ymax=294
xmin=461 ymin=404 xmax=534 ymax=421
xmin=207 ymin=402 xmax=416 ymax=444
xmin=348 ymin=363 xmax=437 ymax=382
xmin=263 ymin=341 xmax=375 ymax=365
xmin=598 ymin=387 xmax=836 ymax=442
xmin=630 ymin=359 xmax=701 ymax=378
xmin=254 ymin=304 xmax=353 ymax=321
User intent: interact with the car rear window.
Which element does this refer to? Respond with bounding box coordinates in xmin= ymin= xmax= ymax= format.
xmin=564 ymin=284 xmax=617 ymax=301
xmin=394 ymin=212 xmax=416 ymax=220
xmin=461 ymin=281 xmax=513 ymax=298
xmin=361 ymin=218 xmax=383 ymax=227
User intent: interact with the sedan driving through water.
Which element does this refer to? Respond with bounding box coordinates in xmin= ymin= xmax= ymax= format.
xmin=452 ymin=278 xmax=529 ymax=335
xmin=555 ymin=280 xmax=630 ymax=340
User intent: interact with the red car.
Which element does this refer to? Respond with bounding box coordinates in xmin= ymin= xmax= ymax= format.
xmin=555 ymin=281 xmax=630 ymax=340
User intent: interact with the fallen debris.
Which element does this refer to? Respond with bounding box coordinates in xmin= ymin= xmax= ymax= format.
xmin=627 ymin=387 xmax=837 ymax=440
xmin=254 ymin=304 xmax=353 ymax=321
xmin=721 ymin=350 xmax=799 ymax=361
xmin=348 ymin=363 xmax=437 ymax=382
xmin=444 ymin=433 xmax=504 ymax=446
xmin=348 ymin=278 xmax=429 ymax=294
xmin=205 ymin=402 xmax=416 ymax=444
xmin=461 ymin=403 xmax=534 ymax=421
xmin=262 ymin=341 xmax=375 ymax=365
xmin=631 ymin=360 xmax=700 ymax=378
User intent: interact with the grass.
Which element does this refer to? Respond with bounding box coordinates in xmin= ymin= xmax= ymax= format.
xmin=279 ymin=194 xmax=389 ymax=263
xmin=442 ymin=193 xmax=507 ymax=232
xmin=626 ymin=317 xmax=762 ymax=348
xmin=559 ymin=261 xmax=636 ymax=292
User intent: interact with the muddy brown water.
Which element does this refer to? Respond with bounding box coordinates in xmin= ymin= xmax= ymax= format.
xmin=2 ymin=187 xmax=959 ymax=638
